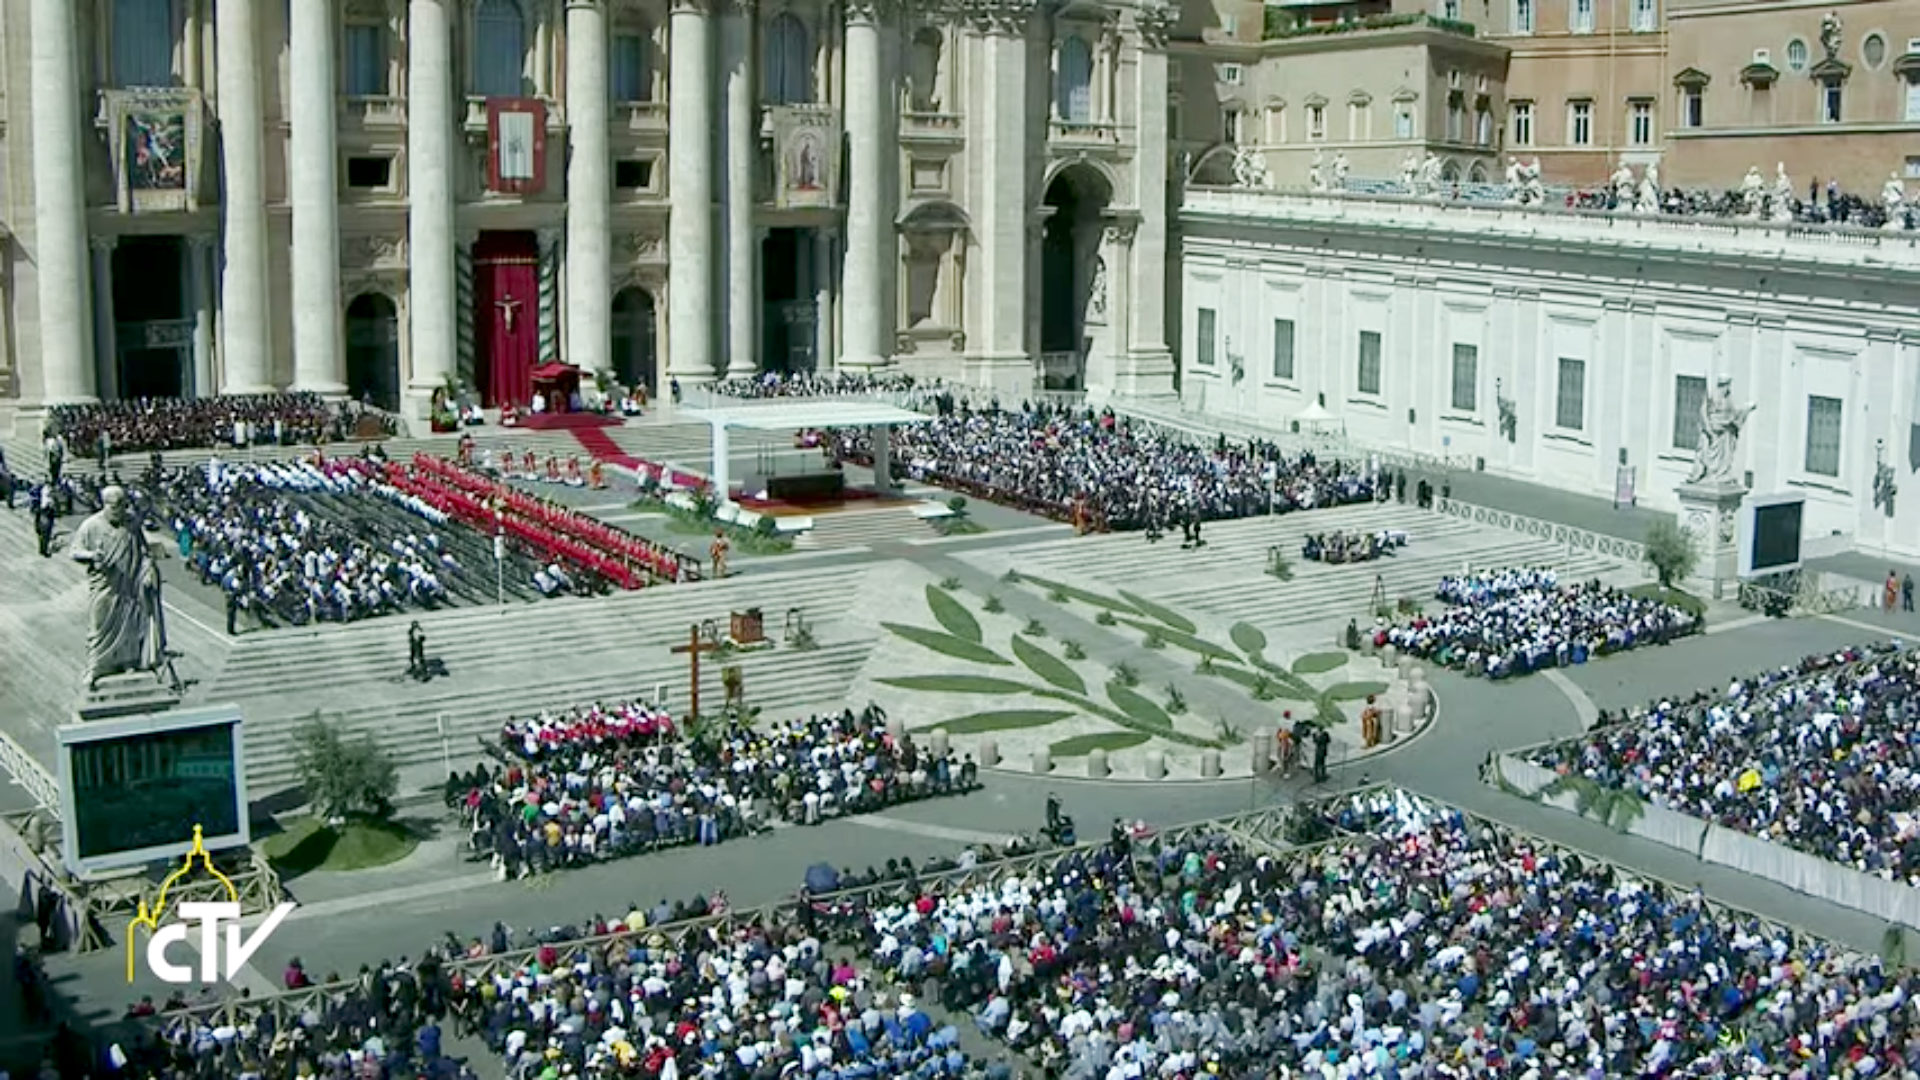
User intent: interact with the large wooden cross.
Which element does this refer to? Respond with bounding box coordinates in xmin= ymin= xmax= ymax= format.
xmin=668 ymin=622 xmax=723 ymax=722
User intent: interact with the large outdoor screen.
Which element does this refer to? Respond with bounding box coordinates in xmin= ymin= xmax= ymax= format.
xmin=1749 ymin=499 xmax=1805 ymax=575
xmin=57 ymin=705 xmax=249 ymax=877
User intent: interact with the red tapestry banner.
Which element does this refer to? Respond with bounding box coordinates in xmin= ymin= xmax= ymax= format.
xmin=486 ymin=98 xmax=547 ymax=195
xmin=474 ymin=233 xmax=541 ymax=408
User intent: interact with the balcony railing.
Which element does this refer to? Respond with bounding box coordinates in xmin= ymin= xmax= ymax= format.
xmin=901 ymin=110 xmax=964 ymax=142
xmin=616 ymin=100 xmax=668 ymax=133
xmin=342 ymin=95 xmax=405 ymax=128
xmin=1263 ymin=10 xmax=1476 ymax=39
xmin=462 ymin=95 xmax=564 ymax=133
xmin=1048 ymin=120 xmax=1120 ymax=145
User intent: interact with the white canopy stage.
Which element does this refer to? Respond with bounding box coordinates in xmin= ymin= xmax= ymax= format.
xmin=681 ymin=400 xmax=934 ymax=506
xmin=1292 ymin=401 xmax=1343 ymax=434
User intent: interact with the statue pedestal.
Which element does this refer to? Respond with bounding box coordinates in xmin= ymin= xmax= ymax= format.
xmin=1676 ymin=479 xmax=1748 ymax=600
xmin=76 ymin=673 xmax=180 ymax=722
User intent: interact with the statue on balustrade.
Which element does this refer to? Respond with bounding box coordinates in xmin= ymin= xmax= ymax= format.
xmin=1740 ymin=166 xmax=1766 ymax=219
xmin=1417 ymin=152 xmax=1443 ymax=194
xmin=1610 ymin=161 xmax=1636 ymax=209
xmin=1332 ymin=152 xmax=1350 ymax=190
xmin=69 ymin=486 xmax=168 ymax=690
xmin=1686 ymin=376 xmax=1758 ymax=487
xmin=1522 ymin=157 xmax=1546 ymax=206
xmin=1634 ymin=161 xmax=1660 ymax=215
xmin=1230 ymin=145 xmax=1271 ymax=191
xmin=1399 ymin=151 xmax=1420 ymax=189
xmin=1307 ymin=148 xmax=1327 ymax=192
xmin=1771 ymin=162 xmax=1795 ymax=223
xmin=1504 ymin=156 xmax=1524 ymax=202
xmin=1819 ymin=10 xmax=1843 ymax=60
xmin=1884 ymin=173 xmax=1907 ymax=231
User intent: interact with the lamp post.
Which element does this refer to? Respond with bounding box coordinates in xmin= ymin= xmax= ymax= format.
xmin=493 ymin=507 xmax=505 ymax=611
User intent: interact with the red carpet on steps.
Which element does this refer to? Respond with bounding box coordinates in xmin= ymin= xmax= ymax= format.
xmin=513 ymin=412 xmax=625 ymax=431
xmin=568 ymin=426 xmax=708 ymax=490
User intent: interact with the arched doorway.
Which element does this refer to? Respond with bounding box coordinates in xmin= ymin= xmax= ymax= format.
xmin=610 ymin=286 xmax=657 ymax=395
xmin=1039 ymin=164 xmax=1111 ymax=391
xmin=345 ymin=292 xmax=401 ymax=412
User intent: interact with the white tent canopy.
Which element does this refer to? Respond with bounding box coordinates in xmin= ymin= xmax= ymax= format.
xmin=681 ymin=401 xmax=933 ymax=504
xmin=1292 ymin=401 xmax=1341 ymax=430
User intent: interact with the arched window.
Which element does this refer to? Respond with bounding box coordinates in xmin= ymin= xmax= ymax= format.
xmin=907 ymin=28 xmax=942 ymax=112
xmin=1055 ymin=35 xmax=1092 ymax=122
xmin=474 ymin=0 xmax=529 ymax=98
xmin=113 ymin=0 xmax=176 ymax=88
xmin=610 ymin=27 xmax=652 ymax=101
xmin=764 ymin=14 xmax=813 ymax=105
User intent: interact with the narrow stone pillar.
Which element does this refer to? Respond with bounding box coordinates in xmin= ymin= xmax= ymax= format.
xmin=1031 ymin=748 xmax=1051 ymax=774
xmin=215 ymin=0 xmax=275 ymax=393
xmin=721 ymin=2 xmax=757 ymax=378
xmin=1145 ymin=749 xmax=1166 ymax=779
xmin=667 ymin=0 xmax=716 ymax=383
xmin=966 ymin=0 xmax=1033 ymax=386
xmin=928 ymin=729 xmax=949 ymax=759
xmin=979 ymin=739 xmax=998 ymax=768
xmin=868 ymin=423 xmax=894 ymax=493
xmin=1201 ymin=749 xmax=1223 ymax=779
xmin=709 ymin=421 xmax=731 ymax=505
xmin=566 ymin=0 xmax=612 ymax=379
xmin=837 ymin=0 xmax=892 ymax=370
xmin=290 ymin=0 xmax=346 ymax=395
xmin=1120 ymin=7 xmax=1174 ymax=393
xmin=89 ymin=238 xmax=119 ymax=401
xmin=1087 ymin=749 xmax=1109 ymax=778
xmin=813 ymin=230 xmax=835 ymax=369
xmin=406 ymin=0 xmax=457 ymax=415
xmin=188 ymin=236 xmax=216 ymax=396
xmin=29 ymin=0 xmax=96 ymax=403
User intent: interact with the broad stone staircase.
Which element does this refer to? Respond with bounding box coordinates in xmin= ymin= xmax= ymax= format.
xmin=962 ymin=501 xmax=1630 ymax=640
xmin=225 ymin=564 xmax=879 ymax=793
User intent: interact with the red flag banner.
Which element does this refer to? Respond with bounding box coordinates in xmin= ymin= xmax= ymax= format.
xmin=486 ymin=97 xmax=547 ymax=195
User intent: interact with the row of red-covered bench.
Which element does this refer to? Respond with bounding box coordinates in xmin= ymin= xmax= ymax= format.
xmin=410 ymin=454 xmax=698 ymax=581
xmin=382 ymin=464 xmax=685 ymax=589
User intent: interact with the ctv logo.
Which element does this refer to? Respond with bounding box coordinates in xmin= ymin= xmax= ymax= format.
xmin=125 ymin=825 xmax=298 ymax=985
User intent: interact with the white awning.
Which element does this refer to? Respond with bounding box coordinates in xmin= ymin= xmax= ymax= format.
xmin=1293 ymin=401 xmax=1337 ymax=424
xmin=681 ymin=401 xmax=933 ymax=431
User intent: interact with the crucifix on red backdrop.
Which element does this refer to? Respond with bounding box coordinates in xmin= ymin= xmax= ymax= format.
xmin=495 ymin=295 xmax=522 ymax=334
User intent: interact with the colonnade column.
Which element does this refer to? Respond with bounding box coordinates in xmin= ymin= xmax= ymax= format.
xmin=722 ymin=1 xmax=758 ymax=379
xmin=407 ymin=0 xmax=458 ymax=415
xmin=90 ymin=238 xmax=119 ymax=402
xmin=837 ymin=0 xmax=892 ymax=370
xmin=813 ymin=230 xmax=835 ymax=371
xmin=1123 ymin=6 xmax=1175 ymax=393
xmin=215 ymin=0 xmax=275 ymax=393
xmin=290 ymin=0 xmax=347 ymax=395
xmin=667 ymin=0 xmax=717 ymax=384
xmin=566 ymin=0 xmax=612 ymax=378
xmin=29 ymin=0 xmax=96 ymax=404
xmin=968 ymin=0 xmax=1033 ymax=386
xmin=188 ymin=236 xmax=216 ymax=397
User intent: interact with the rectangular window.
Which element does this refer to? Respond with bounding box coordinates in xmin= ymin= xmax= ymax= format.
xmin=1220 ymin=13 xmax=1239 ymax=36
xmin=1631 ymin=0 xmax=1657 ymax=31
xmin=1271 ymin=319 xmax=1296 ymax=380
xmin=1629 ymin=100 xmax=1653 ymax=145
xmin=1450 ymin=344 xmax=1478 ymax=412
xmin=343 ymin=23 xmax=388 ymax=96
xmin=614 ymin=159 xmax=655 ymax=189
xmin=1447 ymin=102 xmax=1463 ymax=142
xmin=1672 ymin=375 xmax=1707 ymax=450
xmin=1476 ymin=109 xmax=1492 ymax=145
xmin=1555 ymin=358 xmax=1586 ymax=431
xmin=1822 ymin=82 xmax=1843 ymax=123
xmin=1222 ymin=109 xmax=1242 ymax=143
xmin=1196 ymin=308 xmax=1217 ymax=367
xmin=1394 ymin=103 xmax=1414 ymax=139
xmin=610 ymin=32 xmax=650 ymax=102
xmin=1906 ymin=77 xmax=1920 ymax=123
xmin=1569 ymin=101 xmax=1592 ymax=145
xmin=1218 ymin=63 xmax=1243 ymax=86
xmin=1572 ymin=0 xmax=1594 ymax=33
xmin=1513 ymin=0 xmax=1534 ymax=33
xmin=1442 ymin=0 xmax=1459 ymax=17
xmin=1682 ymin=88 xmax=1703 ymax=128
xmin=113 ymin=0 xmax=177 ymax=87
xmin=1357 ymin=331 xmax=1383 ymax=395
xmin=1510 ymin=101 xmax=1533 ymax=145
xmin=345 ymin=156 xmax=393 ymax=189
xmin=1805 ymin=395 xmax=1843 ymax=476
xmin=1307 ymin=104 xmax=1326 ymax=140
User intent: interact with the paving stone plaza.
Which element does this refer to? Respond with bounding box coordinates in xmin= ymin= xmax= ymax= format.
xmin=4 ymin=401 xmax=1920 ymax=1078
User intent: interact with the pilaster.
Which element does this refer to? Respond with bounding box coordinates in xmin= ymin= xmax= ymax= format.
xmin=89 ymin=237 xmax=118 ymax=402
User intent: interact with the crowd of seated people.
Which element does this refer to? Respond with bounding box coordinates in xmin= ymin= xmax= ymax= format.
xmin=384 ymin=453 xmax=696 ymax=588
xmin=1435 ymin=567 xmax=1558 ymax=605
xmin=453 ymin=703 xmax=978 ymax=879
xmin=1528 ymin=640 xmax=1920 ymax=886
xmin=831 ymin=404 xmax=1374 ymax=531
xmin=1560 ymin=181 xmax=1914 ymax=230
xmin=1302 ymin=528 xmax=1406 ymax=564
xmin=49 ymin=394 xmax=394 ymax=455
xmin=712 ymin=371 xmax=928 ymax=399
xmin=1376 ymin=572 xmax=1699 ymax=678
xmin=150 ymin=458 xmax=549 ymax=626
xmin=856 ymin=787 xmax=1920 ymax=1078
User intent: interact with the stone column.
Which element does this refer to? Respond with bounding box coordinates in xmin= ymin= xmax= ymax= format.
xmin=290 ymin=0 xmax=347 ymax=395
xmin=868 ymin=423 xmax=896 ymax=493
xmin=967 ymin=0 xmax=1032 ymax=388
xmin=216 ymin=0 xmax=275 ymax=393
xmin=667 ymin=0 xmax=716 ymax=384
xmin=566 ymin=0 xmax=612 ymax=378
xmin=89 ymin=237 xmax=119 ymax=401
xmin=407 ymin=0 xmax=458 ymax=414
xmin=709 ymin=420 xmax=732 ymax=504
xmin=838 ymin=0 xmax=891 ymax=370
xmin=722 ymin=2 xmax=757 ymax=379
xmin=1120 ymin=8 xmax=1174 ymax=396
xmin=29 ymin=0 xmax=95 ymax=404
xmin=188 ymin=236 xmax=216 ymax=397
xmin=813 ymin=229 xmax=835 ymax=371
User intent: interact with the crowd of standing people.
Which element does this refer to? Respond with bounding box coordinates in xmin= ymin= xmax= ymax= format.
xmin=710 ymin=371 xmax=931 ymax=400
xmin=47 ymin=394 xmax=394 ymax=456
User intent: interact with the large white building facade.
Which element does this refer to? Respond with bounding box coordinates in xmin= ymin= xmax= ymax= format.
xmin=1178 ymin=189 xmax=1920 ymax=559
xmin=0 ymin=0 xmax=1178 ymax=417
